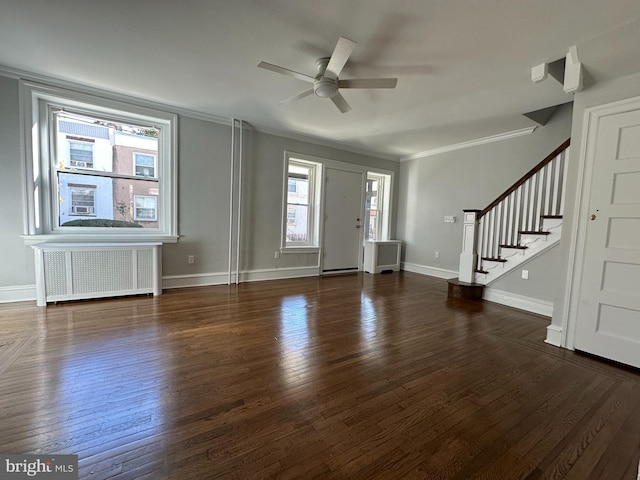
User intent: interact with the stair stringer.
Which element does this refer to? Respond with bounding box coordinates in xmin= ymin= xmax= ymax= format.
xmin=474 ymin=217 xmax=562 ymax=286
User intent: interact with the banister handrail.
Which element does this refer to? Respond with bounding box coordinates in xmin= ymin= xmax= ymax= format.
xmin=479 ymin=138 xmax=570 ymax=218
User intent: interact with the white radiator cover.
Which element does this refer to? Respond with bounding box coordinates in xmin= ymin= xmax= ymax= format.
xmin=33 ymin=243 xmax=162 ymax=306
xmin=364 ymin=240 xmax=402 ymax=274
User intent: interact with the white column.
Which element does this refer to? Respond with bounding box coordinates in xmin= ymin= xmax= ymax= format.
xmin=459 ymin=210 xmax=480 ymax=283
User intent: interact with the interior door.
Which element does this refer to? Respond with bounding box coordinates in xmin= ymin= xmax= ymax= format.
xmin=574 ymin=107 xmax=640 ymax=368
xmin=322 ymin=168 xmax=364 ymax=272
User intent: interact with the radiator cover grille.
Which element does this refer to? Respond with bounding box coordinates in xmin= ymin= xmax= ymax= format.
xmin=34 ymin=243 xmax=161 ymax=306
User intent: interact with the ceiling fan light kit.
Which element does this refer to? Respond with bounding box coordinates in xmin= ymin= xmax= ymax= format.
xmin=258 ymin=36 xmax=398 ymax=113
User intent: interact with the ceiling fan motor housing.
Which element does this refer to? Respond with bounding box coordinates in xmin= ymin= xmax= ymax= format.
xmin=314 ymin=57 xmax=339 ymax=98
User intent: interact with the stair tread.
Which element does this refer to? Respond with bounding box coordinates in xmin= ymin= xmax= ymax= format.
xmin=499 ymin=244 xmax=528 ymax=249
xmin=541 ymin=215 xmax=563 ymax=219
xmin=481 ymin=257 xmax=508 ymax=262
xmin=519 ymin=230 xmax=551 ymax=235
xmin=475 ymin=269 xmax=489 ymax=274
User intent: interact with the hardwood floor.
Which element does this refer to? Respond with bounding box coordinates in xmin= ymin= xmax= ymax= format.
xmin=1 ymin=272 xmax=639 ymax=479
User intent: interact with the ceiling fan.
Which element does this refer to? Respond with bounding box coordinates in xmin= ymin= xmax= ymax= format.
xmin=258 ymin=36 xmax=398 ymax=113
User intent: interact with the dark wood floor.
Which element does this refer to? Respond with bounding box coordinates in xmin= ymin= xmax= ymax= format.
xmin=1 ymin=272 xmax=639 ymax=479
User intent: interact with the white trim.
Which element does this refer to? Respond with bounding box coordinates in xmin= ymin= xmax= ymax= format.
xmin=246 ymin=123 xmax=399 ymax=162
xmin=0 ymin=285 xmax=37 ymax=304
xmin=400 ymin=127 xmax=537 ymax=161
xmin=0 ymin=64 xmax=230 ymax=126
xmin=545 ymin=325 xmax=563 ymax=347
xmin=401 ymin=262 xmax=457 ymax=279
xmin=483 ymin=287 xmax=554 ymax=317
xmin=162 ymin=266 xmax=320 ymax=289
xmin=561 ymin=94 xmax=640 ymax=350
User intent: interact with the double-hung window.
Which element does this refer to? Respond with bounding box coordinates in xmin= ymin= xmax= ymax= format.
xmin=282 ymin=154 xmax=322 ymax=250
xmin=21 ymin=81 xmax=177 ymax=242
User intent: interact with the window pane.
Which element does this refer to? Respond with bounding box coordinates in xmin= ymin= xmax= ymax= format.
xmin=286 ymin=204 xmax=308 ymax=242
xmin=58 ymin=172 xmax=159 ymax=228
xmin=135 ymin=154 xmax=156 ymax=178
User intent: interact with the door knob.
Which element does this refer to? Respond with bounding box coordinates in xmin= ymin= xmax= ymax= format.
xmin=590 ymin=214 xmax=596 ymax=221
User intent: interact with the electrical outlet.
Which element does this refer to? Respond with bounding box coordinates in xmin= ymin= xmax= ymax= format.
xmin=274 ymin=251 xmax=280 ymax=259
xmin=521 ymin=269 xmax=529 ymax=280
xmin=435 ymin=251 xmax=440 ymax=259
xmin=444 ymin=216 xmax=456 ymax=223
xmin=188 ymin=255 xmax=195 ymax=264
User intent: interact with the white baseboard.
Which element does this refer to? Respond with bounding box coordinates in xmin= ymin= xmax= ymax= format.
xmin=545 ymin=325 xmax=563 ymax=347
xmin=162 ymin=272 xmax=229 ymax=289
xmin=0 ymin=285 xmax=37 ymax=303
xmin=401 ymin=262 xmax=457 ymax=279
xmin=483 ymin=287 xmax=554 ymax=317
xmin=240 ymin=266 xmax=320 ymax=283
xmin=162 ymin=266 xmax=320 ymax=289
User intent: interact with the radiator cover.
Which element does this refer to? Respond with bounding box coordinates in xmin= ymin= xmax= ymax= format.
xmin=363 ymin=240 xmax=402 ymax=274
xmin=33 ymin=243 xmax=162 ymax=306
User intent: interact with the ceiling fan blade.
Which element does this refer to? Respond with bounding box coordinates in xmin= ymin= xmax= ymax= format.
xmin=330 ymin=92 xmax=352 ymax=113
xmin=258 ymin=61 xmax=315 ymax=83
xmin=325 ymin=37 xmax=357 ymax=79
xmin=339 ymin=78 xmax=398 ymax=89
xmin=278 ymin=89 xmax=314 ymax=105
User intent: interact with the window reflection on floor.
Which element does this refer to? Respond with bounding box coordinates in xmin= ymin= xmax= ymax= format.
xmin=279 ymin=295 xmax=311 ymax=385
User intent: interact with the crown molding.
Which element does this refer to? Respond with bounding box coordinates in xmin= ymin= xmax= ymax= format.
xmin=244 ymin=123 xmax=400 ymax=162
xmin=400 ymin=126 xmax=537 ymax=162
xmin=0 ymin=64 xmax=231 ymax=126
xmin=1 ymin=64 xmax=399 ymax=162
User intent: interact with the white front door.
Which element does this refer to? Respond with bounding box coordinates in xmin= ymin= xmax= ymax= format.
xmin=573 ymin=105 xmax=640 ymax=368
xmin=322 ymin=168 xmax=364 ymax=272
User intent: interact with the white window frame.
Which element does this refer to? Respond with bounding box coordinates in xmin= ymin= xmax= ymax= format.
xmin=365 ymin=172 xmax=392 ymax=241
xmin=365 ymin=171 xmax=393 ymax=241
xmin=20 ymin=81 xmax=178 ymax=243
xmin=133 ymin=152 xmax=156 ymax=178
xmin=134 ymin=195 xmax=158 ymax=221
xmin=281 ymin=153 xmax=323 ymax=252
xmin=68 ymin=139 xmax=94 ymax=169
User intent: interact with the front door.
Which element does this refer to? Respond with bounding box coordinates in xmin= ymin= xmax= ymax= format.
xmin=322 ymin=168 xmax=364 ymax=272
xmin=573 ymin=104 xmax=640 ymax=368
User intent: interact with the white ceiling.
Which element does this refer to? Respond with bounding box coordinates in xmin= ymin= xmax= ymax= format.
xmin=1 ymin=0 xmax=640 ymax=160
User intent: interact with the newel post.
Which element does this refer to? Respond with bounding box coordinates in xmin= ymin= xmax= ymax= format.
xmin=459 ymin=209 xmax=480 ymax=283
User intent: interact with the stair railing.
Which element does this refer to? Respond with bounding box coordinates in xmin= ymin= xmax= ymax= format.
xmin=459 ymin=139 xmax=570 ymax=283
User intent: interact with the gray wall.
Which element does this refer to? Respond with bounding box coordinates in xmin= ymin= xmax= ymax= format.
xmin=0 ymin=73 xmax=399 ymax=294
xmin=551 ymin=70 xmax=640 ymax=330
xmin=489 ymin=244 xmax=561 ymax=302
xmin=397 ymin=102 xmax=573 ymax=299
xmin=0 ymin=76 xmax=35 ymax=288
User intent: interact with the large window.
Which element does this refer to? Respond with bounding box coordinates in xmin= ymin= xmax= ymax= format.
xmin=21 ymin=81 xmax=177 ymax=242
xmin=283 ymin=155 xmax=322 ymax=250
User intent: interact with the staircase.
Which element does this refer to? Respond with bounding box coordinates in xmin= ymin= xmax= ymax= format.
xmin=457 ymin=139 xmax=570 ymax=288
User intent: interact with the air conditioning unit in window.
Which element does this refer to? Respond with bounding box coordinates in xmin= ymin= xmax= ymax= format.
xmin=364 ymin=240 xmax=401 ymax=274
xmin=72 ymin=206 xmax=94 ymax=214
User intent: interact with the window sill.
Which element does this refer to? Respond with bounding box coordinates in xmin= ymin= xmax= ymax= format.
xmin=281 ymin=246 xmax=320 ymax=254
xmin=22 ymin=234 xmax=179 ymax=245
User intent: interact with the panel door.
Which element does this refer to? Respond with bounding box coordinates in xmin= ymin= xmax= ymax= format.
xmin=574 ymin=108 xmax=640 ymax=368
xmin=322 ymin=168 xmax=364 ymax=272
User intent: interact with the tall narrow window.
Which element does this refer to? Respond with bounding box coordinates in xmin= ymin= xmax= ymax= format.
xmin=365 ymin=172 xmax=392 ymax=241
xmin=283 ymin=155 xmax=322 ymax=249
xmin=286 ymin=163 xmax=311 ymax=244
